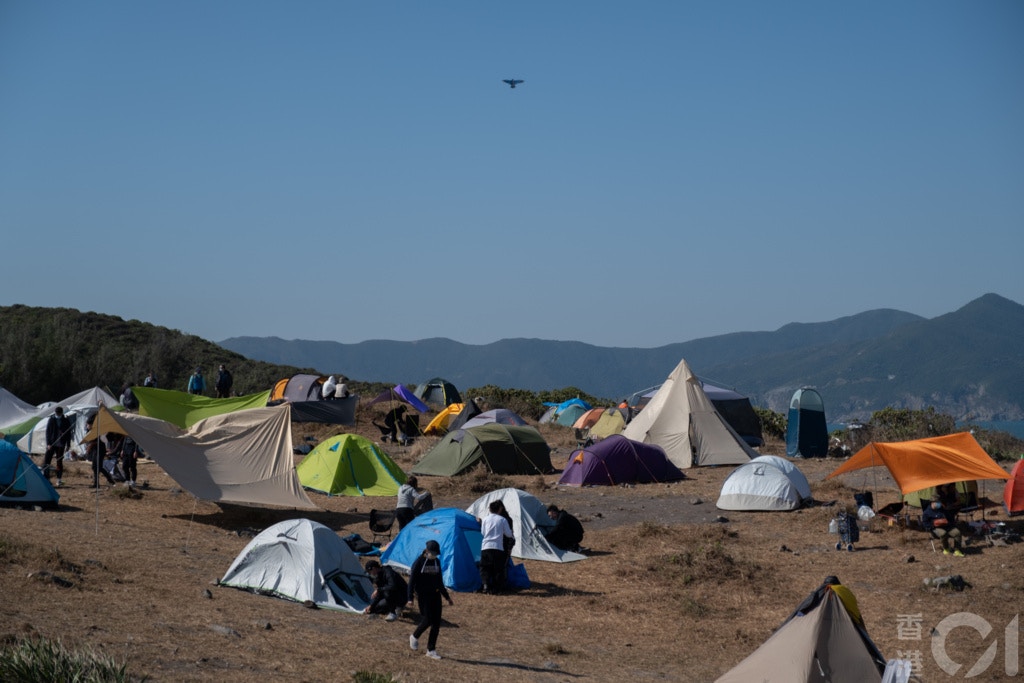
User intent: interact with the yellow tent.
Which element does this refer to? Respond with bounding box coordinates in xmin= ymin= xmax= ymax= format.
xmin=424 ymin=403 xmax=464 ymax=435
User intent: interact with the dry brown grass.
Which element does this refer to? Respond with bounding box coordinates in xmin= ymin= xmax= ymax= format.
xmin=2 ymin=419 xmax=1022 ymax=682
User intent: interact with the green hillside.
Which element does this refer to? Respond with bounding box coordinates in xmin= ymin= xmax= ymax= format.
xmin=0 ymin=306 xmax=318 ymax=404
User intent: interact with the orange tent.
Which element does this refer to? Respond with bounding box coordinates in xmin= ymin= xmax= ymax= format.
xmin=825 ymin=432 xmax=1009 ymax=494
xmin=1004 ymin=459 xmax=1024 ymax=515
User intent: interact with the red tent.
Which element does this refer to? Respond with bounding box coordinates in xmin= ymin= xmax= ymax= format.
xmin=1004 ymin=459 xmax=1024 ymax=516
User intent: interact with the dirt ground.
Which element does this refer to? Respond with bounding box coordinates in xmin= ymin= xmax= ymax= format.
xmin=2 ymin=417 xmax=1022 ymax=683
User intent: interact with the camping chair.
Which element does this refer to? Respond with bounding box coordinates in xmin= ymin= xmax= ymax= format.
xmin=369 ymin=509 xmax=397 ymax=544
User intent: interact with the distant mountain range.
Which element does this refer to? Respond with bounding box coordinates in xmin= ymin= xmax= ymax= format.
xmin=221 ymin=293 xmax=1024 ymax=422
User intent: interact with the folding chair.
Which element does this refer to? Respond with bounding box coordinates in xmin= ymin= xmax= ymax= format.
xmin=369 ymin=509 xmax=397 ymax=544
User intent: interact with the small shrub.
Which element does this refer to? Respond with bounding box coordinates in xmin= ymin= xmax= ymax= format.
xmin=0 ymin=637 xmax=141 ymax=683
xmin=352 ymin=672 xmax=399 ymax=683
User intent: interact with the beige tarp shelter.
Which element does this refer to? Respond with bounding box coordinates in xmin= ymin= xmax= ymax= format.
xmin=85 ymin=405 xmax=316 ymax=509
xmin=622 ymin=358 xmax=758 ymax=468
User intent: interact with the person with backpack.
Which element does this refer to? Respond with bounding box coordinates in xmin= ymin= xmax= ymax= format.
xmin=187 ymin=367 xmax=206 ymax=395
xmin=407 ymin=539 xmax=453 ymax=661
xmin=215 ymin=364 xmax=233 ymax=398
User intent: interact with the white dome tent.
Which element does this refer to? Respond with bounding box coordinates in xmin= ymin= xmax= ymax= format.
xmin=717 ymin=455 xmax=812 ymax=511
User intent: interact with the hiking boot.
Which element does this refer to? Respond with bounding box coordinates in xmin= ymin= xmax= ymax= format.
xmin=409 ymin=635 xmax=418 ymax=651
xmin=953 ymin=550 xmax=965 ymax=557
xmin=425 ymin=650 xmax=442 ymax=660
xmin=942 ymin=549 xmax=950 ymax=555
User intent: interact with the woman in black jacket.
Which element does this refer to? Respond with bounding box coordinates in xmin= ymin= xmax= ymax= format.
xmin=406 ymin=540 xmax=453 ymax=660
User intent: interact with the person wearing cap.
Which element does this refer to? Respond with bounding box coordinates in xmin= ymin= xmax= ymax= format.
xmin=922 ymin=493 xmax=964 ymax=557
xmin=406 ymin=539 xmax=453 ymax=661
xmin=43 ymin=406 xmax=73 ymax=486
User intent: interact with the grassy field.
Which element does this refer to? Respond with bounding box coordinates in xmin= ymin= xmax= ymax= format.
xmin=2 ymin=415 xmax=1021 ymax=682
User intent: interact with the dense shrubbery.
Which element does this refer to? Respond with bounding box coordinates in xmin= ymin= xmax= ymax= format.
xmin=753 ymin=407 xmax=787 ymax=441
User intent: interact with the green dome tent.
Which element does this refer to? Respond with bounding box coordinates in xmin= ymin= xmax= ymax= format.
xmin=412 ymin=424 xmax=553 ymax=477
xmin=297 ymin=434 xmax=406 ymax=496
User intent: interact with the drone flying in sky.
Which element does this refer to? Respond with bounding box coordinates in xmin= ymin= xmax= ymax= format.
xmin=502 ymin=79 xmax=524 ymax=89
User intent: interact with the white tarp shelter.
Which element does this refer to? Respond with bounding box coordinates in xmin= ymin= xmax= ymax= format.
xmin=622 ymin=358 xmax=758 ymax=469
xmin=465 ymin=488 xmax=586 ymax=563
xmin=0 ymin=386 xmax=37 ymax=430
xmin=15 ymin=388 xmax=120 ymax=457
xmin=86 ymin=405 xmax=316 ymax=509
xmin=219 ymin=518 xmax=372 ymax=613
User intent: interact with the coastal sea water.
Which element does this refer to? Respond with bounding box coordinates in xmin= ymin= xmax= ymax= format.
xmin=828 ymin=421 xmax=1024 ymax=441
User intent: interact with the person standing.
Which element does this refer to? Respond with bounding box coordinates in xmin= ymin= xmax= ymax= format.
xmin=215 ymin=364 xmax=233 ymax=398
xmin=187 ymin=367 xmax=206 ymax=395
xmin=395 ymin=476 xmax=430 ymax=530
xmin=121 ymin=435 xmax=139 ymax=488
xmin=407 ymin=539 xmax=453 ymax=661
xmin=43 ymin=406 xmax=73 ymax=486
xmin=479 ymin=500 xmax=514 ymax=593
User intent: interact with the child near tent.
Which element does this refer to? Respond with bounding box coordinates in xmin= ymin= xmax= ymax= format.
xmin=407 ymin=539 xmax=453 ymax=661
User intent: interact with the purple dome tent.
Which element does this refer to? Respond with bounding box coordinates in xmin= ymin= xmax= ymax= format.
xmin=557 ymin=434 xmax=685 ymax=486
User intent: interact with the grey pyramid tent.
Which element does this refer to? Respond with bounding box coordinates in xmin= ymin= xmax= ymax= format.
xmin=716 ymin=577 xmax=887 ymax=682
xmin=412 ymin=424 xmax=553 ymax=476
xmin=622 ymin=358 xmax=758 ymax=469
xmin=414 ymin=378 xmax=462 ymax=407
xmin=219 ymin=518 xmax=373 ymax=613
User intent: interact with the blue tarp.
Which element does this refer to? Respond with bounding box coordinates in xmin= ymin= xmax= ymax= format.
xmin=367 ymin=385 xmax=430 ymax=414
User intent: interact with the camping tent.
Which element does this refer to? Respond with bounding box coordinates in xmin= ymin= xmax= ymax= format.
xmin=424 ymin=403 xmax=465 ymax=435
xmin=1005 ymin=458 xmax=1024 ymax=516
xmin=557 ymin=435 xmax=685 ymax=487
xmin=574 ymin=407 xmax=626 ymax=440
xmin=539 ymin=398 xmax=591 ymax=426
xmin=284 ymin=396 xmax=358 ymax=425
xmin=381 ymin=508 xmax=493 ymax=592
xmin=460 ymin=409 xmax=528 ymax=430
xmin=219 ymin=518 xmax=372 ymax=613
xmin=412 ymin=424 xmax=552 ymax=477
xmin=465 ymin=488 xmax=586 ymax=563
xmin=3 ymin=387 xmax=118 ymax=450
xmin=715 ymin=578 xmax=887 ymax=682
xmin=702 ymin=382 xmax=764 ymax=447
xmin=413 ymin=378 xmax=462 ymax=407
xmin=621 ymin=359 xmax=758 ymax=469
xmin=825 ymin=432 xmax=1009 ymax=494
xmin=12 ymin=387 xmax=121 ymax=456
xmin=903 ymin=479 xmax=978 ymax=509
xmin=296 ymin=434 xmax=406 ymax=497
xmin=270 ymin=374 xmax=326 ymax=402
xmin=786 ymin=387 xmax=828 ymax=458
xmin=445 ymin=399 xmax=483 ymax=433
xmin=85 ymin=405 xmax=317 ymax=509
xmin=716 ymin=455 xmax=812 ymax=511
xmin=0 ymin=441 xmax=59 ymax=508
xmin=132 ymin=387 xmax=272 ymax=428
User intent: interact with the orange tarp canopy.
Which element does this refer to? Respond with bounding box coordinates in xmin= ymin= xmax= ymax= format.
xmin=826 ymin=432 xmax=1009 ymax=494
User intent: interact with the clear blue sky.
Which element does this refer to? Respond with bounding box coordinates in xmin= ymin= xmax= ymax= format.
xmin=2 ymin=1 xmax=1022 ymax=348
